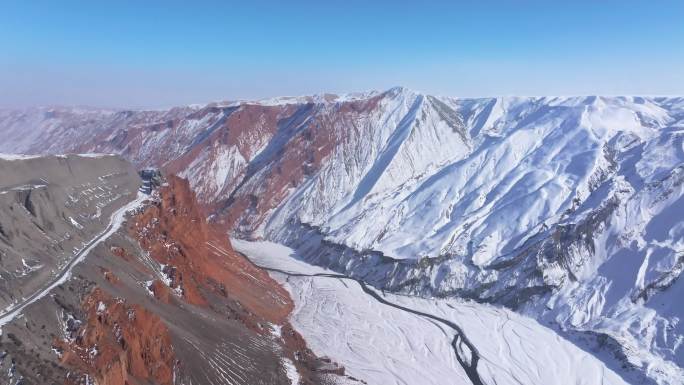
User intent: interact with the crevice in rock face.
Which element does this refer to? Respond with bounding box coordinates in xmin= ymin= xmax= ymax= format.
xmin=23 ymin=191 xmax=36 ymax=217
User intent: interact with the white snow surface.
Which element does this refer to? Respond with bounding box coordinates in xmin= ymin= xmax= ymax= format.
xmin=233 ymin=239 xmax=628 ymax=385
xmin=255 ymin=91 xmax=684 ymax=384
xmin=0 ymin=153 xmax=44 ymax=160
xmin=282 ymin=358 xmax=301 ymax=385
xmin=1 ymin=89 xmax=683 ymax=383
xmin=267 ymin=94 xmax=681 ymax=262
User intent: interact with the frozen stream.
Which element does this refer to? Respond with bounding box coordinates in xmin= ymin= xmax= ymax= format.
xmin=233 ymin=239 xmax=628 ymax=385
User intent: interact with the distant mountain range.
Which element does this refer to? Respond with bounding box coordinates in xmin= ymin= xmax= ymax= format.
xmin=2 ymin=87 xmax=683 ymax=384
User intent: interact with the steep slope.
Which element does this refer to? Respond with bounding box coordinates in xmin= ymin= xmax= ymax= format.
xmin=260 ymin=94 xmax=684 ymax=384
xmin=0 ymin=156 xmax=346 ymax=385
xmin=1 ymin=89 xmax=683 ymax=384
xmin=0 ymin=154 xmax=140 ymax=312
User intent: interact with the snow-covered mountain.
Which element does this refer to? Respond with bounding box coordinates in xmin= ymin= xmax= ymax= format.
xmin=1 ymin=88 xmax=683 ymax=384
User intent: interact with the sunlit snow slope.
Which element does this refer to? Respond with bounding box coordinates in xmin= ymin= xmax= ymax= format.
xmin=1 ymin=88 xmax=683 ymax=384
xmin=234 ymin=240 xmax=629 ymax=385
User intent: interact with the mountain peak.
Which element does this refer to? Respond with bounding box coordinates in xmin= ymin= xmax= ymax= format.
xmin=385 ymin=85 xmax=420 ymax=96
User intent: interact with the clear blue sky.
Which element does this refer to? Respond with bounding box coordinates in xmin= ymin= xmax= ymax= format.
xmin=1 ymin=0 xmax=683 ymax=108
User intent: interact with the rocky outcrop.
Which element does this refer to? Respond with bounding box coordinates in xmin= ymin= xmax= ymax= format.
xmin=56 ymin=288 xmax=176 ymax=385
xmin=47 ymin=174 xmax=346 ymax=385
xmin=0 ymin=155 xmax=346 ymax=385
xmin=130 ymin=175 xmax=293 ymax=322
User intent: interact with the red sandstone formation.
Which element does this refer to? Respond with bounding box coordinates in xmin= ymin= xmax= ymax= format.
xmin=57 ymin=288 xmax=176 ymax=385
xmin=131 ymin=175 xmax=293 ymax=323
xmin=147 ymin=280 xmax=171 ymax=304
xmin=56 ymin=175 xmax=338 ymax=384
xmin=216 ymin=94 xmax=383 ymax=232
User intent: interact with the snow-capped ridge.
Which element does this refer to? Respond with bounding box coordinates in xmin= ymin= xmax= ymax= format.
xmin=1 ymin=90 xmax=683 ymax=384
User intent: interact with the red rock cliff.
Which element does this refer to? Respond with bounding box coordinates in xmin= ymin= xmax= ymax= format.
xmin=57 ymin=288 xmax=176 ymax=385
xmin=131 ymin=175 xmax=293 ymax=323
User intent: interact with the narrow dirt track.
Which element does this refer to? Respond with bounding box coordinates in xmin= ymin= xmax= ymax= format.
xmin=0 ymin=193 xmax=146 ymax=327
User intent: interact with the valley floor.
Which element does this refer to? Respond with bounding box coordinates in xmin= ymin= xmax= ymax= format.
xmin=233 ymin=239 xmax=629 ymax=385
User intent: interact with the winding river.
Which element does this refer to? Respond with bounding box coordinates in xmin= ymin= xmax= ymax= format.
xmin=239 ymin=252 xmax=485 ymax=385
